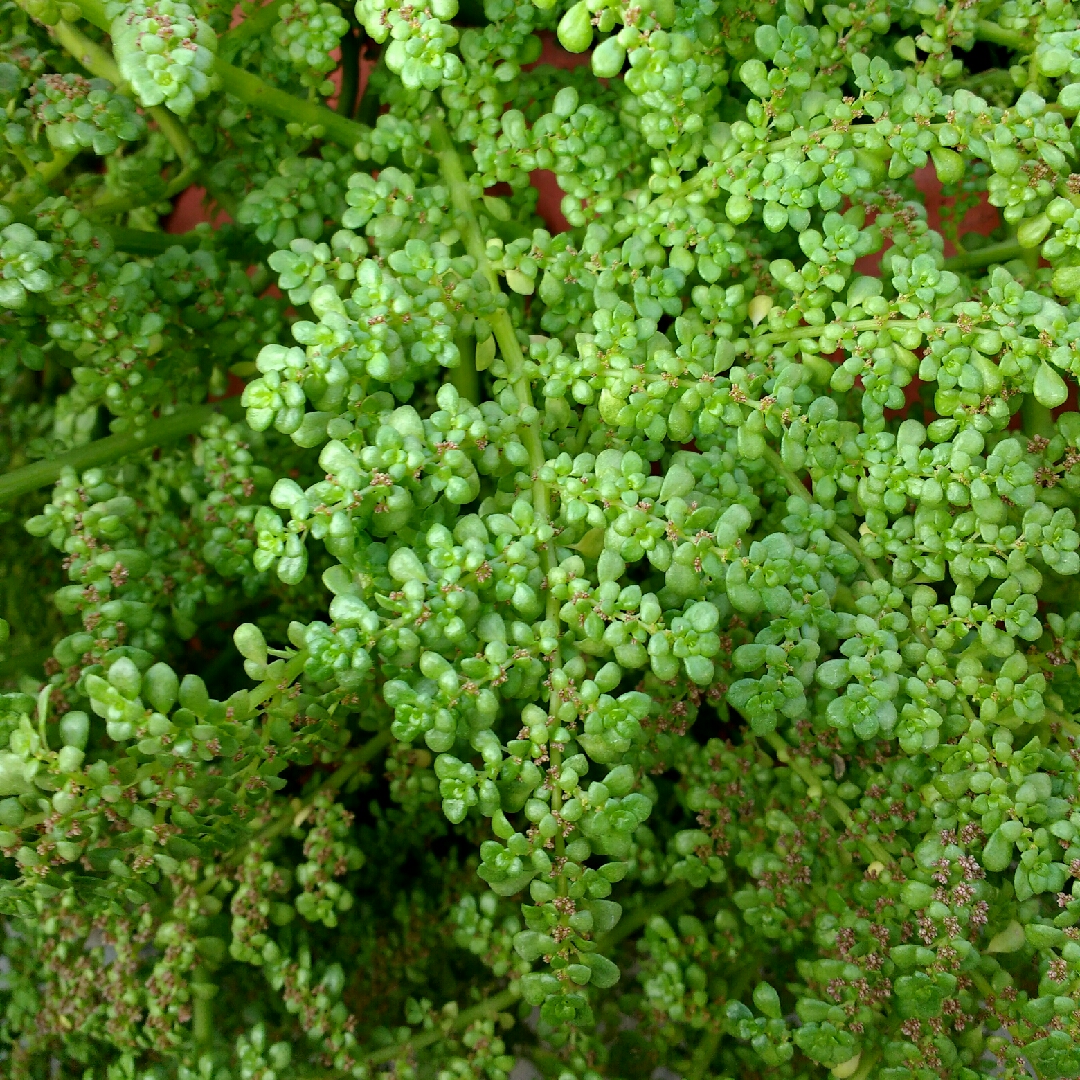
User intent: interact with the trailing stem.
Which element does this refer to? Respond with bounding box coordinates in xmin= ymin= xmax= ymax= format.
xmin=0 ymin=398 xmax=244 ymax=504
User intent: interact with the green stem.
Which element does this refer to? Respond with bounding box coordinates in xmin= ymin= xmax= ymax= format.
xmin=605 ymin=881 xmax=691 ymax=947
xmin=38 ymin=149 xmax=76 ymax=185
xmin=101 ymin=225 xmax=204 ymax=255
xmin=148 ymin=110 xmax=199 ymax=170
xmin=751 ymin=246 xmax=1024 ymax=344
xmin=235 ymin=726 xmax=393 ymax=855
xmin=763 ymin=731 xmax=823 ymax=800
xmin=754 ymin=318 xmax=919 ymax=345
xmin=46 ymin=16 xmax=121 ymax=80
xmin=686 ymin=1029 xmax=720 ymax=1080
xmin=831 ymin=525 xmax=883 ymax=585
xmin=428 ymin=113 xmax=549 ymax=529
xmin=246 ymin=650 xmax=309 ymax=711
xmin=761 ymin=447 xmax=881 ymax=584
xmin=192 ymin=973 xmax=214 ymax=1046
xmin=61 ymin=0 xmax=364 ymax=151
xmin=0 ymin=398 xmax=244 ymax=504
xmin=193 ymin=704 xmax=393 ymax=898
xmin=7 ymin=144 xmax=46 ymax=187
xmin=215 ymin=59 xmax=367 ymax=148
xmin=850 ymin=1049 xmax=881 ymax=1080
xmin=760 ymin=445 xmax=936 ymax=650
xmin=451 ymin=333 xmax=479 ymax=404
xmin=70 ymin=0 xmax=108 ymax=24
xmin=87 ymin=163 xmax=197 ymax=218
xmin=219 ymin=0 xmax=292 ymax=59
xmin=365 ymin=988 xmax=520 ymax=1066
xmin=943 ymin=239 xmax=1024 ymax=271
xmin=974 ymin=19 xmax=1031 ymax=50
xmin=425 ymin=111 xmax=572 ymax=892
xmin=362 ymin=880 xmax=690 ymax=1066
xmin=763 ymin=731 xmax=895 ymax=866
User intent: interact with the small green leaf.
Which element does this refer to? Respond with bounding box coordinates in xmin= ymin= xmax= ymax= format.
xmin=1017 ymin=214 xmax=1051 ymax=249
xmin=895 ymin=36 xmax=917 ymax=62
xmin=1034 ymin=361 xmax=1069 ymax=409
xmin=475 ymin=333 xmax=496 ymax=371
xmin=233 ymin=623 xmax=267 ymax=664
xmin=587 ymin=899 xmax=622 ymax=933
xmin=513 ymin=930 xmax=556 ymax=962
xmin=591 ymin=37 xmax=626 ymax=79
xmin=1059 ymin=82 xmax=1080 ymax=109
xmin=982 ymin=827 xmax=1013 ymax=872
xmin=1052 ymin=264 xmax=1080 ymax=296
xmin=753 ymin=981 xmax=782 ymax=1019
xmin=725 ymin=194 xmax=753 ymax=224
xmin=571 ymin=527 xmax=606 ymax=558
xmin=930 ymin=146 xmax=964 ymax=186
xmin=583 ymin=952 xmax=620 ymax=988
xmin=505 ymin=268 xmax=534 ymax=295
xmin=556 ymin=0 xmax=593 ymax=52
xmin=482 ymin=194 xmax=511 ymax=220
xmin=900 ymin=881 xmax=934 ymax=909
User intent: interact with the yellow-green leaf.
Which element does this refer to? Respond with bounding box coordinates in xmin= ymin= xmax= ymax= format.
xmin=505 ymin=268 xmax=534 ymax=295
xmin=475 ymin=334 xmax=496 ymax=371
xmin=571 ymin=528 xmax=606 ymax=559
xmin=986 ymin=920 xmax=1025 ymax=953
xmin=1034 ymin=361 xmax=1068 ymax=409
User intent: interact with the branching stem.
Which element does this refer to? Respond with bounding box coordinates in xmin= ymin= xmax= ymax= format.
xmin=194 ymin=713 xmax=392 ymax=896
xmin=219 ymin=0 xmax=293 ymax=58
xmin=0 ymin=398 xmax=244 ymax=504
xmin=763 ymin=731 xmax=895 ymax=866
xmin=360 ymin=880 xmax=691 ymax=1066
xmin=428 ymin=114 xmax=546 ymax=511
xmin=238 ymin=727 xmax=394 ymax=854
xmin=761 ymin=447 xmax=881 ymax=581
xmin=451 ymin=333 xmax=479 ymax=404
xmin=427 ymin=111 xmax=569 ymax=884
xmin=760 ymin=446 xmax=937 ymax=649
xmin=943 ymin=239 xmax=1025 ymax=271
xmin=215 ymin=58 xmax=367 ymax=147
xmin=686 ymin=1029 xmax=721 ymax=1080
xmin=974 ymin=19 xmax=1031 ymax=50
xmin=61 ymin=0 xmax=365 ymax=151
xmin=46 ymin=15 xmax=198 ymax=168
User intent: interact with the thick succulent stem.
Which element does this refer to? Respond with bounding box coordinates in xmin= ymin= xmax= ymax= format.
xmin=360 ymin=881 xmax=691 ymax=1067
xmin=218 ymin=0 xmax=292 ymax=58
xmin=215 ymin=58 xmax=367 ymax=148
xmin=0 ymin=399 xmax=244 ymax=504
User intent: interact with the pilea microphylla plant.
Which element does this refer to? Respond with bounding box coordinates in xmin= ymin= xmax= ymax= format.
xmin=8 ymin=2 xmax=1080 ymax=1080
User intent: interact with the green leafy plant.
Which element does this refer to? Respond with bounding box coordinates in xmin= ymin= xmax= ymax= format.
xmin=4 ymin=0 xmax=1080 ymax=1078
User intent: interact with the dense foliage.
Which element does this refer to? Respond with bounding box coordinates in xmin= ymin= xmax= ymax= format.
xmin=5 ymin=0 xmax=1080 ymax=1077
